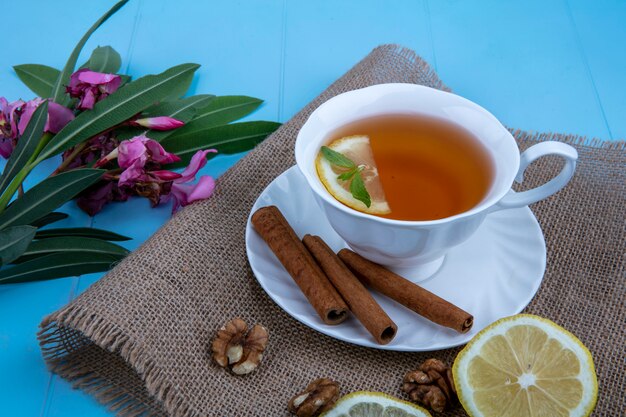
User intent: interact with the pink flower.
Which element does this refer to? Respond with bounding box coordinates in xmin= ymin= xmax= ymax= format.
xmin=162 ymin=149 xmax=217 ymax=212
xmin=66 ymin=68 xmax=122 ymax=110
xmin=116 ymin=135 xmax=180 ymax=171
xmin=129 ymin=116 xmax=184 ymax=131
xmin=18 ymin=98 xmax=74 ymax=134
xmin=0 ymin=97 xmax=74 ymax=158
xmin=0 ymin=98 xmax=22 ymax=158
xmin=113 ymin=135 xmax=181 ymax=187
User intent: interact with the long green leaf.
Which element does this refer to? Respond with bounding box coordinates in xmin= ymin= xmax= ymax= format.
xmin=15 ymin=236 xmax=128 ymax=263
xmin=163 ymin=70 xmax=194 ymax=101
xmin=35 ymin=227 xmax=131 ymax=241
xmin=162 ymin=121 xmax=280 ymax=168
xmin=0 ymin=169 xmax=103 ymax=229
xmin=0 ymin=252 xmax=121 ymax=284
xmin=0 ymin=226 xmax=36 ymax=265
xmin=80 ymin=46 xmax=122 ymax=73
xmin=38 ymin=63 xmax=200 ymax=163
xmin=157 ymin=96 xmax=263 ymax=142
xmin=0 ymin=101 xmax=48 ymax=195
xmin=13 ymin=64 xmax=60 ymax=98
xmin=29 ymin=212 xmax=69 ymax=228
xmin=51 ymin=0 xmax=129 ymax=103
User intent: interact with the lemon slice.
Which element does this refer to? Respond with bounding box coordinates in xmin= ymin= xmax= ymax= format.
xmin=321 ymin=391 xmax=432 ymax=417
xmin=453 ymin=314 xmax=598 ymax=417
xmin=316 ymin=135 xmax=391 ymax=215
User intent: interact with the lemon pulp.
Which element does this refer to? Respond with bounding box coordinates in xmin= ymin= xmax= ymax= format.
xmin=453 ymin=314 xmax=598 ymax=417
xmin=321 ymin=391 xmax=432 ymax=417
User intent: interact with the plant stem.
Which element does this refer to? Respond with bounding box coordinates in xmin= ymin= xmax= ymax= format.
xmin=0 ymin=164 xmax=33 ymax=212
xmin=18 ymin=184 xmax=24 ymax=198
xmin=53 ymin=142 xmax=88 ymax=175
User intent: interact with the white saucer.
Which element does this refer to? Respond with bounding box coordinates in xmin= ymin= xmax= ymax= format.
xmin=245 ymin=166 xmax=546 ymax=351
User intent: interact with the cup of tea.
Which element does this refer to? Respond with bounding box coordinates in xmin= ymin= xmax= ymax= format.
xmin=295 ymin=83 xmax=577 ymax=280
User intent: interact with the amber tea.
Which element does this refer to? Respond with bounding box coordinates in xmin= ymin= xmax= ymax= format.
xmin=322 ymin=113 xmax=494 ymax=221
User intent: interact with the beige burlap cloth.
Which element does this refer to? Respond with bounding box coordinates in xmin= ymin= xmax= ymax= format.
xmin=39 ymin=45 xmax=625 ymax=417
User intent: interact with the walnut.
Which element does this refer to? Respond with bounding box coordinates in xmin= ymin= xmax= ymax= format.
xmin=211 ymin=318 xmax=268 ymax=375
xmin=288 ymin=378 xmax=340 ymax=417
xmin=402 ymin=358 xmax=457 ymax=413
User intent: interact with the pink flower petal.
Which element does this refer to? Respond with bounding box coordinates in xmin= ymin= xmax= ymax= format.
xmin=151 ymin=170 xmax=182 ymax=181
xmin=170 ymin=175 xmax=215 ymax=212
xmin=100 ymin=76 xmax=121 ymax=94
xmin=0 ymin=139 xmax=13 ymax=159
xmin=176 ymin=149 xmax=217 ymax=183
xmin=118 ymin=138 xmax=148 ymax=169
xmin=142 ymin=137 xmax=180 ymax=164
xmin=77 ymin=70 xmax=120 ymax=85
xmin=118 ymin=162 xmax=147 ymax=187
xmin=80 ymin=88 xmax=97 ymax=110
xmin=46 ymin=101 xmax=74 ymax=133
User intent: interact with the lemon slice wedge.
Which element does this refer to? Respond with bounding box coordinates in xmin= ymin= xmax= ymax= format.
xmin=321 ymin=391 xmax=432 ymax=417
xmin=453 ymin=314 xmax=598 ymax=417
xmin=315 ymin=135 xmax=391 ymax=215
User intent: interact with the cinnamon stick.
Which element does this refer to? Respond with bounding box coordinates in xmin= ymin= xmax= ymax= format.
xmin=338 ymin=249 xmax=473 ymax=333
xmin=251 ymin=206 xmax=348 ymax=325
xmin=303 ymin=235 xmax=397 ymax=344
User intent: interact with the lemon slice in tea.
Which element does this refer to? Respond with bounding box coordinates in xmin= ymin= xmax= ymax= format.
xmin=321 ymin=391 xmax=432 ymax=417
xmin=453 ymin=314 xmax=598 ymax=417
xmin=316 ymin=135 xmax=391 ymax=215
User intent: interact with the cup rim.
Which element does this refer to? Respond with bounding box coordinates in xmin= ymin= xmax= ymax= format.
xmin=295 ymin=83 xmax=520 ymax=226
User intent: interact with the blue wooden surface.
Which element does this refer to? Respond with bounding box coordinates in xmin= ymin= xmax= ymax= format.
xmin=0 ymin=1 xmax=624 ymax=416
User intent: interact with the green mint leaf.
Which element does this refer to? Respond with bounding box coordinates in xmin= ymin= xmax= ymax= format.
xmin=337 ymin=169 xmax=357 ymax=181
xmin=350 ymin=173 xmax=371 ymax=208
xmin=321 ymin=146 xmax=356 ymax=169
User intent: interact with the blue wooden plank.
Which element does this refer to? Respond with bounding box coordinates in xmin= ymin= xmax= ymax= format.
xmin=281 ymin=0 xmax=434 ymax=122
xmin=566 ymin=0 xmax=626 ymax=140
xmin=0 ymin=278 xmax=78 ymax=417
xmin=123 ymin=0 xmax=283 ymax=122
xmin=1 ymin=0 xmax=141 ymax=102
xmin=428 ymin=0 xmax=611 ymax=138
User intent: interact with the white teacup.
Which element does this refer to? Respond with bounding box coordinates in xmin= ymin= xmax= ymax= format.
xmin=295 ymin=84 xmax=577 ymax=281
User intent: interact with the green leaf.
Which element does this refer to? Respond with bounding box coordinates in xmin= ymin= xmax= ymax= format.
xmin=157 ymin=96 xmax=263 ymax=142
xmin=80 ymin=46 xmax=122 ymax=73
xmin=119 ymin=74 xmax=131 ymax=86
xmin=163 ymin=70 xmax=195 ymax=101
xmin=37 ymin=63 xmax=201 ymax=163
xmin=337 ymin=169 xmax=357 ymax=181
xmin=0 ymin=226 xmax=36 ymax=265
xmin=51 ymin=0 xmax=130 ymax=104
xmin=35 ymin=227 xmax=131 ymax=241
xmin=0 ymin=101 xmax=48 ymax=195
xmin=350 ymin=173 xmax=371 ymax=208
xmin=15 ymin=236 xmax=128 ymax=263
xmin=161 ymin=121 xmax=280 ymax=168
xmin=29 ymin=212 xmax=69 ymax=228
xmin=0 ymin=252 xmax=121 ymax=284
xmin=321 ymin=146 xmax=356 ymax=169
xmin=13 ymin=64 xmax=61 ymax=98
xmin=0 ymin=169 xmax=103 ymax=229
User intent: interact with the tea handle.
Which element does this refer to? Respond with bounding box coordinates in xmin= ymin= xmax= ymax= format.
xmin=493 ymin=141 xmax=578 ymax=210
